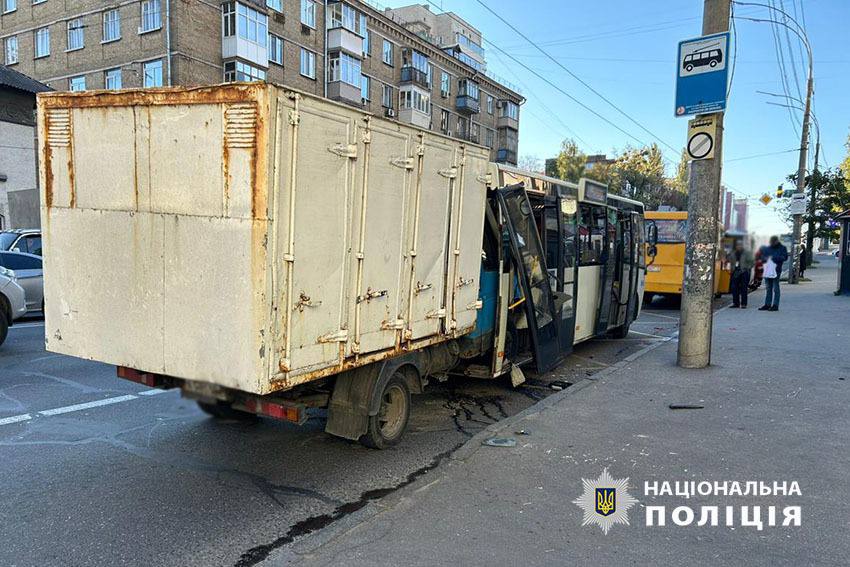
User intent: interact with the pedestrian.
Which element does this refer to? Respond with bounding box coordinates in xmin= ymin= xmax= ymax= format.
xmin=729 ymin=240 xmax=754 ymax=308
xmin=798 ymin=244 xmax=808 ymax=279
xmin=758 ymin=236 xmax=789 ymax=311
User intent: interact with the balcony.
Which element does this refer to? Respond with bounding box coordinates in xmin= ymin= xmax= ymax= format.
xmin=222 ymin=36 xmax=268 ymax=68
xmin=328 ymin=81 xmax=363 ymax=107
xmin=327 ymin=27 xmax=363 ymax=57
xmin=496 ymin=148 xmax=517 ymax=165
xmin=497 ymin=114 xmax=519 ymax=131
xmin=400 ymin=66 xmax=430 ymax=89
xmin=399 ymin=108 xmax=431 ymax=129
xmin=456 ymin=95 xmax=480 ymax=115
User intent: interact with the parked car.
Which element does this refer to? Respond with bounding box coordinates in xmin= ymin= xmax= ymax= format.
xmin=0 ymin=229 xmax=42 ymax=256
xmin=0 ymin=251 xmax=43 ymax=313
xmin=0 ymin=269 xmax=27 ymax=347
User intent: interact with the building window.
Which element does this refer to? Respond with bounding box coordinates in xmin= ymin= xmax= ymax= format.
xmin=66 ymin=18 xmax=84 ymax=51
xmin=223 ymin=60 xmax=266 ymax=82
xmin=143 ymin=59 xmax=163 ymax=87
xmin=440 ymin=71 xmax=450 ymax=98
xmin=382 ymin=84 xmax=393 ymax=109
xmin=457 ymin=116 xmax=468 ymax=138
xmin=400 ymin=88 xmax=430 ymax=115
xmin=361 ymin=15 xmax=370 ymax=56
xmin=487 ymin=95 xmax=494 ymax=114
xmin=235 ymin=2 xmax=267 ymax=45
xmin=470 ymin=122 xmax=480 ymax=144
xmin=102 ymin=9 xmax=121 ymax=42
xmin=327 ymin=2 xmax=361 ymax=33
xmin=2 ymin=0 xmax=15 ymax=14
xmin=222 ymin=2 xmax=235 ymax=37
xmin=301 ymin=0 xmax=316 ymax=28
xmin=361 ymin=74 xmax=370 ymax=101
xmin=500 ymin=100 xmax=519 ymax=120
xmin=485 ymin=128 xmax=494 ymax=148
xmin=328 ymin=52 xmax=361 ymax=87
xmin=140 ymin=0 xmax=161 ymax=33
xmin=34 ymin=27 xmax=50 ymax=58
xmin=382 ymin=39 xmax=393 ymax=66
xmin=266 ymin=0 xmax=281 ymax=13
xmin=300 ymin=48 xmax=316 ymax=79
xmin=458 ymin=79 xmax=479 ymax=101
xmin=69 ymin=75 xmax=86 ymax=91
xmin=4 ymin=36 xmax=17 ymax=65
xmin=104 ymin=68 xmax=122 ymax=89
xmin=440 ymin=109 xmax=450 ymax=134
xmin=268 ymin=33 xmax=283 ymax=65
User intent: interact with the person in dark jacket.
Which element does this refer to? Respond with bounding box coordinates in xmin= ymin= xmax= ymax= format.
xmin=798 ymin=244 xmax=808 ymax=279
xmin=729 ymin=241 xmax=754 ymax=308
xmin=758 ymin=236 xmax=789 ymax=311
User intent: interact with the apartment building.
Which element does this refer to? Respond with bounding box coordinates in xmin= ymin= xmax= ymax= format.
xmin=0 ymin=0 xmax=522 ymax=164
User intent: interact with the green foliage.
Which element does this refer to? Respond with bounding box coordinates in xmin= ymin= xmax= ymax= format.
xmin=547 ymin=139 xmax=688 ymax=211
xmin=799 ymin=168 xmax=850 ymax=241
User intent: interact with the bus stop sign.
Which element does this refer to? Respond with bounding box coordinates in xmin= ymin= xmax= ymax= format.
xmin=675 ymin=32 xmax=730 ymax=117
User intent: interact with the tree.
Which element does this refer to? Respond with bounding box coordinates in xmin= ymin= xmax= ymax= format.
xmin=842 ymin=132 xmax=850 ymax=192
xmin=517 ymin=154 xmax=543 ymax=173
xmin=552 ymin=139 xmax=587 ymax=183
xmin=609 ymin=144 xmax=668 ymax=206
xmin=672 ymin=149 xmax=690 ymax=195
xmin=801 ymin=168 xmax=850 ymax=244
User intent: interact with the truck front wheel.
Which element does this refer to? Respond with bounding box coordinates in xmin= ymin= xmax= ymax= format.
xmin=197 ymin=401 xmax=257 ymax=421
xmin=360 ymin=373 xmax=411 ymax=449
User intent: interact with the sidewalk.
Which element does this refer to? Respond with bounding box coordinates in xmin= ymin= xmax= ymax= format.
xmin=270 ymin=260 xmax=850 ymax=566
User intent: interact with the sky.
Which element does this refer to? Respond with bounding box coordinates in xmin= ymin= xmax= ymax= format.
xmin=383 ymin=0 xmax=850 ymax=236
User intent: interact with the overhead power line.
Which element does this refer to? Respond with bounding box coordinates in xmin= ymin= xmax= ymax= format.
xmin=472 ymin=0 xmax=682 ymax=158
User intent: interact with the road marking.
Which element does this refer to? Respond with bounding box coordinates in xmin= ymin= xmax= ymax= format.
xmin=137 ymin=389 xmax=172 ymax=396
xmin=9 ymin=322 xmax=45 ymax=329
xmin=38 ymin=394 xmax=139 ymax=416
xmin=629 ymin=329 xmax=673 ymax=339
xmin=0 ymin=413 xmax=33 ymax=426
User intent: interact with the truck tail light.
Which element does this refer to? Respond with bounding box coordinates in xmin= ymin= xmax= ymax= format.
xmin=244 ymin=399 xmax=307 ymax=425
xmin=117 ymin=366 xmax=173 ymax=389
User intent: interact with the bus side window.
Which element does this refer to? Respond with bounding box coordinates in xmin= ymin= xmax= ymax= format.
xmin=579 ymin=205 xmax=604 ymax=265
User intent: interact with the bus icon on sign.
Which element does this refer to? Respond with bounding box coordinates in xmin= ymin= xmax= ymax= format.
xmin=683 ymin=48 xmax=722 ymax=73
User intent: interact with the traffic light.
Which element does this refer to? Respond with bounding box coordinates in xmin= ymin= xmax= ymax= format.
xmin=776 ymin=185 xmax=784 ymax=199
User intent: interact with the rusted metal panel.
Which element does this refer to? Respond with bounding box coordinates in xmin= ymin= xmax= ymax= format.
xmin=39 ymin=83 xmax=488 ymax=396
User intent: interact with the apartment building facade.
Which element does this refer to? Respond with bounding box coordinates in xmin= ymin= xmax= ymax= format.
xmin=0 ymin=0 xmax=522 ymax=164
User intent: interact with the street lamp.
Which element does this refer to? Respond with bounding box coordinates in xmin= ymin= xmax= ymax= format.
xmin=733 ymin=1 xmax=814 ymax=283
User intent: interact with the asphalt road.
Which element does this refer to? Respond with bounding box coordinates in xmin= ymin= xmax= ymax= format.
xmin=0 ymin=300 xmax=704 ymax=567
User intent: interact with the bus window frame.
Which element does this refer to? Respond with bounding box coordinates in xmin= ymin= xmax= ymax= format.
xmin=578 ymin=203 xmax=608 ymax=266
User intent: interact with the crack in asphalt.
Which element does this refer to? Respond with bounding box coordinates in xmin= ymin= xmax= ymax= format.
xmin=233 ymin=443 xmax=463 ymax=567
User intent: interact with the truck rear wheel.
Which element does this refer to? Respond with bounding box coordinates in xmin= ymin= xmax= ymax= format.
xmin=197 ymin=401 xmax=257 ymax=421
xmin=360 ymin=373 xmax=411 ymax=449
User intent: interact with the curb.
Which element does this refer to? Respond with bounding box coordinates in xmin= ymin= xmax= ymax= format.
xmin=275 ymin=328 xmax=683 ymax=564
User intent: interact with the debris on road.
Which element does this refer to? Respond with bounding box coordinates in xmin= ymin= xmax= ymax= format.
xmin=668 ymin=404 xmax=705 ymax=410
xmin=483 ymin=437 xmax=517 ymax=448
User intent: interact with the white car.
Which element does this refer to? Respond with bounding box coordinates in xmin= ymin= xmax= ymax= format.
xmin=0 ymin=268 xmax=27 ymax=347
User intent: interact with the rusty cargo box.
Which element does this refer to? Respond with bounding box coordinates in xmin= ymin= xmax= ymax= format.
xmin=38 ymin=83 xmax=490 ymax=395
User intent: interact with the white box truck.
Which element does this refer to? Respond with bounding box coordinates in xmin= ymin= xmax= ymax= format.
xmin=39 ymin=83 xmax=651 ymax=448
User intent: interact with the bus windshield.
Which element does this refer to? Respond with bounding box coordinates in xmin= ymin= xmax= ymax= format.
xmin=652 ymin=219 xmax=687 ymax=243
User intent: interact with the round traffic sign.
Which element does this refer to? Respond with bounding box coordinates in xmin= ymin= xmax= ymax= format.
xmin=687 ymin=131 xmax=714 ymax=160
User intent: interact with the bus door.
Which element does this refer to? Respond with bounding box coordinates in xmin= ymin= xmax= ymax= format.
xmin=610 ymin=210 xmax=640 ymax=330
xmin=555 ymin=195 xmax=578 ymax=352
xmin=595 ymin=207 xmax=619 ymax=334
xmin=497 ymin=185 xmax=563 ymax=373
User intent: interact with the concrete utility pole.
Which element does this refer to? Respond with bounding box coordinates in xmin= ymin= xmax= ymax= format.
xmin=677 ymin=0 xmax=731 ymax=369
xmin=789 ymin=70 xmax=813 ymax=284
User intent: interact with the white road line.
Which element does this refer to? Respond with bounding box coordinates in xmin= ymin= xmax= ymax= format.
xmin=137 ymin=389 xmax=172 ymax=396
xmin=628 ymin=329 xmax=673 ymax=339
xmin=38 ymin=394 xmax=139 ymax=416
xmin=0 ymin=413 xmax=33 ymax=426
